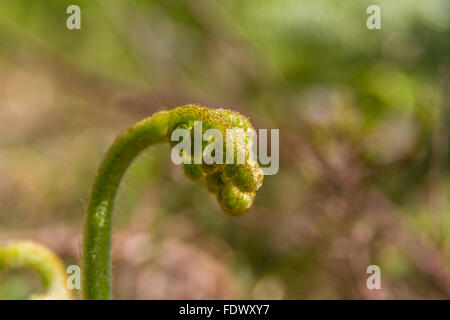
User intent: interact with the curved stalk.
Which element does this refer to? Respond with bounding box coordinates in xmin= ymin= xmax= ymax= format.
xmin=0 ymin=240 xmax=71 ymax=300
xmin=83 ymin=104 xmax=263 ymax=299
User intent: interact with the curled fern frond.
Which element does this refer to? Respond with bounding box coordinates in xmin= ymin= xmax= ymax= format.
xmin=83 ymin=104 xmax=264 ymax=299
xmin=0 ymin=240 xmax=71 ymax=300
xmin=167 ymin=106 xmax=263 ymax=215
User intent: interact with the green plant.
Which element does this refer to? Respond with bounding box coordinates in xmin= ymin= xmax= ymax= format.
xmin=0 ymin=240 xmax=71 ymax=300
xmin=0 ymin=105 xmax=263 ymax=300
xmin=82 ymin=104 xmax=263 ymax=299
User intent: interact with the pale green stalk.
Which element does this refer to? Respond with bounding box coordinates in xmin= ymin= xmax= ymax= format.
xmin=0 ymin=240 xmax=71 ymax=300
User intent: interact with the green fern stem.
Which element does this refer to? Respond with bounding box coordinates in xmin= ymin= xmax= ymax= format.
xmin=0 ymin=240 xmax=71 ymax=300
xmin=83 ymin=105 xmax=263 ymax=300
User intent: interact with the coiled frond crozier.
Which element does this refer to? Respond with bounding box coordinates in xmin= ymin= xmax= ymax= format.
xmin=83 ymin=105 xmax=264 ymax=299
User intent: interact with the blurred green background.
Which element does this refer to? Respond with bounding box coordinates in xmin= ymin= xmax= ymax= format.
xmin=0 ymin=0 xmax=449 ymax=299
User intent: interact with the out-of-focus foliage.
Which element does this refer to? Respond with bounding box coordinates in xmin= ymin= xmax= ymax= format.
xmin=0 ymin=0 xmax=448 ymax=299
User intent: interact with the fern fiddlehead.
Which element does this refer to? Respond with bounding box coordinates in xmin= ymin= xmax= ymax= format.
xmin=83 ymin=104 xmax=263 ymax=299
xmin=0 ymin=240 xmax=71 ymax=300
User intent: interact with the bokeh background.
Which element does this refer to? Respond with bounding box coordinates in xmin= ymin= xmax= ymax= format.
xmin=0 ymin=0 xmax=449 ymax=299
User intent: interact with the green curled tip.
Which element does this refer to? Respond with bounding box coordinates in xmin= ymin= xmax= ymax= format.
xmin=0 ymin=240 xmax=72 ymax=300
xmin=167 ymin=105 xmax=264 ymax=216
